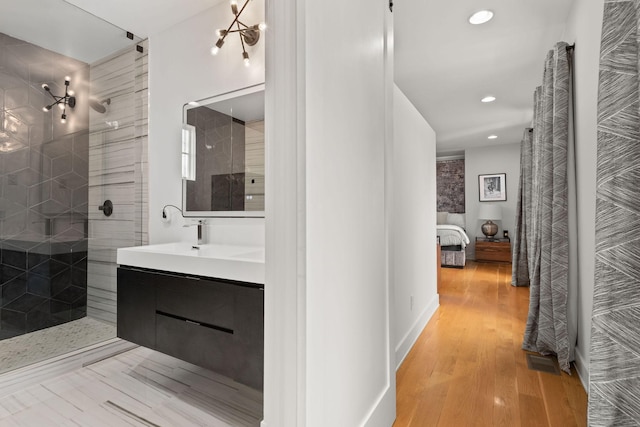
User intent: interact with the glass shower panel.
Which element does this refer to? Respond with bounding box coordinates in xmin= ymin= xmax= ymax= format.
xmin=0 ymin=0 xmax=146 ymax=369
xmin=0 ymin=32 xmax=91 ymax=339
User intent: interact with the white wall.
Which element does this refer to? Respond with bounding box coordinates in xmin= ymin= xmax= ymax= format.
xmin=148 ymin=0 xmax=265 ymax=245
xmin=562 ymin=0 xmax=605 ymax=389
xmin=393 ymin=85 xmax=439 ymax=367
xmin=303 ymin=0 xmax=393 ymax=423
xmin=464 ymin=143 xmax=521 ymax=259
xmin=264 ymin=0 xmax=395 ymax=425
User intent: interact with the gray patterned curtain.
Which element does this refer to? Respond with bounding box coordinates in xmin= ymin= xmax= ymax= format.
xmin=512 ymin=128 xmax=532 ymax=287
xmin=590 ymin=0 xmax=640 ymax=423
xmin=514 ymin=42 xmax=575 ymax=373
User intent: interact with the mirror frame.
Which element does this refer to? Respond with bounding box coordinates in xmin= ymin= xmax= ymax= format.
xmin=181 ymin=83 xmax=265 ymax=218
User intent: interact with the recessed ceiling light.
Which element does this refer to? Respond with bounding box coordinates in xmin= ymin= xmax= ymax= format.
xmin=488 ymin=135 xmax=498 ymax=140
xmin=481 ymin=96 xmax=496 ymax=103
xmin=469 ymin=10 xmax=494 ymax=25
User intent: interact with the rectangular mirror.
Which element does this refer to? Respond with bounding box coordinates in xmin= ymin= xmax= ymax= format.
xmin=182 ymin=84 xmax=265 ymax=217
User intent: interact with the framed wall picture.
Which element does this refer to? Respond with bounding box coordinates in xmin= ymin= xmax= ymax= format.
xmin=479 ymin=173 xmax=506 ymax=202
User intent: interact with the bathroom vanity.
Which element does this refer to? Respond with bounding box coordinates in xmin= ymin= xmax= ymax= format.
xmin=116 ymin=243 xmax=264 ymax=390
xmin=115 ymin=84 xmax=267 ymax=391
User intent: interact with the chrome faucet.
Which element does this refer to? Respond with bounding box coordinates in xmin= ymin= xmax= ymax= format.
xmin=197 ymin=220 xmax=205 ymax=245
xmin=184 ymin=219 xmax=206 ymax=246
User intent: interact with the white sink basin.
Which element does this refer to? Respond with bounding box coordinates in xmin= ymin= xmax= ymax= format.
xmin=117 ymin=243 xmax=265 ymax=284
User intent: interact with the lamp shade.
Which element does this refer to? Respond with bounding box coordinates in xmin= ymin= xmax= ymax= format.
xmin=478 ymin=204 xmax=502 ymax=221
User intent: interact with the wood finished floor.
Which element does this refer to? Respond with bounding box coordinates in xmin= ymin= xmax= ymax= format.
xmin=0 ymin=346 xmax=262 ymax=426
xmin=395 ymin=261 xmax=587 ymax=427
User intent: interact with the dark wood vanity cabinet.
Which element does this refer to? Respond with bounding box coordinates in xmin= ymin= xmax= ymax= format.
xmin=117 ymin=267 xmax=157 ymax=349
xmin=117 ymin=266 xmax=264 ymax=390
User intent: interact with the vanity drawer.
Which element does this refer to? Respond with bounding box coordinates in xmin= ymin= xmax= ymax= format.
xmin=117 ymin=268 xmax=156 ymax=348
xmin=117 ymin=266 xmax=263 ymax=390
xmin=156 ymin=275 xmax=235 ymax=330
xmin=156 ymin=313 xmax=238 ymax=378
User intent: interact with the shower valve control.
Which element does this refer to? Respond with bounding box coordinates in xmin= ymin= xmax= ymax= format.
xmin=99 ymin=199 xmax=114 ymax=217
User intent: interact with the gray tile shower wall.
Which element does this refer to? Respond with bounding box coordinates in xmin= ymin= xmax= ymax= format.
xmin=0 ymin=32 xmax=90 ymax=340
xmin=86 ymin=40 xmax=148 ymax=325
xmin=0 ymin=243 xmax=87 ymax=340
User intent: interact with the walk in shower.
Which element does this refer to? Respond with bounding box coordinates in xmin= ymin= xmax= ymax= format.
xmin=0 ymin=0 xmax=147 ymax=373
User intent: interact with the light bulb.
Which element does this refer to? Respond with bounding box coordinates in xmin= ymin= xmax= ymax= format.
xmin=244 ymin=57 xmax=250 ymax=67
xmin=68 ymin=90 xmax=75 ymax=96
xmin=469 ymin=10 xmax=494 ymax=25
xmin=64 ymin=75 xmax=71 ymax=82
xmin=41 ymin=83 xmax=49 ymax=91
xmin=230 ymin=0 xmax=238 ymax=15
xmin=61 ymin=117 xmax=67 ymax=124
xmin=42 ymin=106 xmax=49 ymax=112
xmin=211 ymin=38 xmax=224 ymax=55
xmin=58 ymin=103 xmax=65 ymax=110
xmin=258 ymin=22 xmax=267 ymax=31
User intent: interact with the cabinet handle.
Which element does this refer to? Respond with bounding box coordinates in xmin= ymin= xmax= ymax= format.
xmin=156 ymin=310 xmax=234 ymax=334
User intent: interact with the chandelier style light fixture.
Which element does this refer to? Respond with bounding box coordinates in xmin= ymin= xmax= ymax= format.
xmin=210 ymin=0 xmax=266 ymax=67
xmin=42 ymin=76 xmax=76 ymax=124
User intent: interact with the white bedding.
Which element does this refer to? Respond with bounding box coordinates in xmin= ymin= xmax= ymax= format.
xmin=437 ymin=224 xmax=471 ymax=249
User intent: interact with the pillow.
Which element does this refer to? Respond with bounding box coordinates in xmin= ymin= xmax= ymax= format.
xmin=446 ymin=213 xmax=466 ymax=229
xmin=437 ymin=212 xmax=449 ymax=225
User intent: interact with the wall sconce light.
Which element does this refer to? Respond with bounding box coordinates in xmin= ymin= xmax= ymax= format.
xmin=42 ymin=76 xmax=76 ymax=124
xmin=210 ymin=0 xmax=266 ymax=67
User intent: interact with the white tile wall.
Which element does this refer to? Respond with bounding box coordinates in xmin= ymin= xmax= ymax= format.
xmin=87 ymin=41 xmax=148 ymax=325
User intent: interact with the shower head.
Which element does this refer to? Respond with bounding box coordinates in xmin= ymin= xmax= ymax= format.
xmin=89 ymin=97 xmax=111 ymax=114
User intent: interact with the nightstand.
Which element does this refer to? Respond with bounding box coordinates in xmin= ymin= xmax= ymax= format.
xmin=475 ymin=237 xmax=511 ymax=263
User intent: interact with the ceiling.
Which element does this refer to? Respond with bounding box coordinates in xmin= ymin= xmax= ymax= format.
xmin=2 ymin=0 xmax=577 ymax=155
xmin=63 ymin=0 xmax=226 ymax=41
xmin=395 ymin=0 xmax=576 ymax=155
xmin=0 ymin=0 xmax=143 ymax=63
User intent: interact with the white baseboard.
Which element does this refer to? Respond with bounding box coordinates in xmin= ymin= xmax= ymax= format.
xmin=574 ymin=346 xmax=589 ymax=393
xmin=0 ymin=338 xmax=136 ymax=398
xmin=395 ymin=294 xmax=440 ymax=370
xmin=362 ymin=383 xmax=396 ymax=427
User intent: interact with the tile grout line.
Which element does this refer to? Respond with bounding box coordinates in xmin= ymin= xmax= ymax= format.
xmin=104 ymin=400 xmax=162 ymax=427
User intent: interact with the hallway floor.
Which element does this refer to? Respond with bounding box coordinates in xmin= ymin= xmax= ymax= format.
xmin=395 ymin=261 xmax=587 ymax=427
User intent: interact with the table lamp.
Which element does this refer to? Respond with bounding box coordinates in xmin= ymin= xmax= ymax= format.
xmin=478 ymin=204 xmax=502 ymax=239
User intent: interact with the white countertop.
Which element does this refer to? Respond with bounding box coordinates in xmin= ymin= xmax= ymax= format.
xmin=117 ymin=242 xmax=265 ymax=284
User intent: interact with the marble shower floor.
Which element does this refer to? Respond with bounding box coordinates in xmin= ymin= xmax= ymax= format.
xmin=0 ymin=317 xmax=116 ymax=375
xmin=0 ymin=346 xmax=263 ymax=426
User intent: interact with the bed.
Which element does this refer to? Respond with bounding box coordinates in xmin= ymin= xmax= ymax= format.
xmin=437 ymin=212 xmax=470 ymax=268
